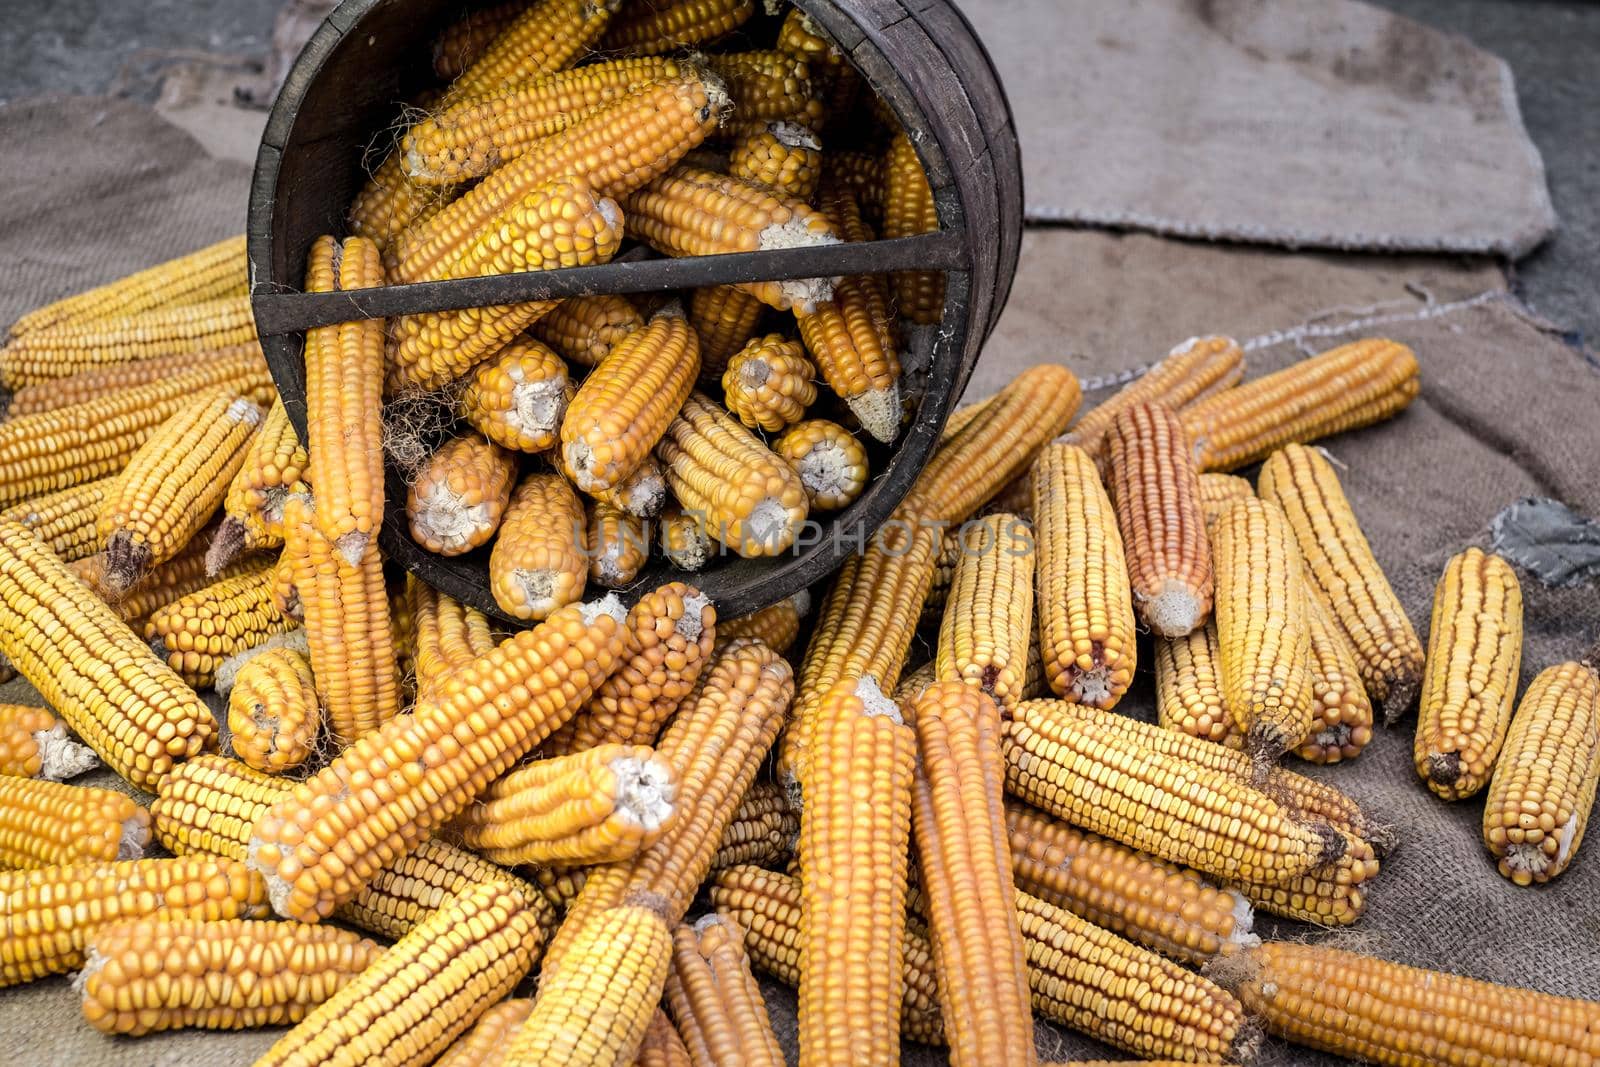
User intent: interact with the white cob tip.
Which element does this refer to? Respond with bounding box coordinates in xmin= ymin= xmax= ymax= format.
xmin=845 ymin=382 xmax=901 ymax=444
xmin=789 ymin=588 xmax=812 ymax=618
xmin=855 ymin=676 xmax=901 ymax=722
xmin=1138 ymin=582 xmax=1204 ymax=639
xmin=581 ymin=593 xmax=627 ymax=625
xmin=33 ymin=725 xmax=99 ymax=781
xmin=611 ymin=755 xmax=677 ymax=832
xmin=677 ymin=592 xmax=712 ymax=640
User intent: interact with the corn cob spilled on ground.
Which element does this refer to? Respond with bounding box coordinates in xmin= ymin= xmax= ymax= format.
xmin=1066 ymin=335 xmax=1244 ymax=463
xmin=664 ymin=914 xmax=785 ymax=1067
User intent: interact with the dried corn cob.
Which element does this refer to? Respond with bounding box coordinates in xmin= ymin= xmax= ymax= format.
xmin=1154 ymin=621 xmax=1240 ymax=748
xmin=1004 ymin=698 xmax=1344 ymax=886
xmin=75 ymin=535 xmax=263 ymax=627
xmin=797 ymin=678 xmax=916 ymax=1067
xmin=656 ymin=392 xmax=810 ymax=557
xmin=1235 ymin=832 xmax=1377 ymax=927
xmin=249 ymin=595 xmax=627 ymax=920
xmin=408 ymin=433 xmax=518 ymax=556
xmin=728 ymin=120 xmax=822 ymax=200
xmin=660 ymin=503 xmax=716 ymax=571
xmin=490 ymin=473 xmax=589 ymax=621
xmin=1483 ymin=653 xmax=1600 ymax=884
xmin=908 ymin=682 xmax=1034 ymax=1066
xmin=1006 ymin=801 xmax=1255 ymax=965
xmin=78 ymin=918 xmax=383 ymax=1035
xmin=270 ymin=545 xmax=301 ymax=623
xmin=208 ymin=397 xmax=310 ymax=574
xmin=144 ymin=565 xmax=294 ymax=688
xmin=347 ymin=152 xmax=451 ymax=250
xmin=564 ymin=306 xmax=700 ymax=492
xmin=227 ymin=646 xmax=319 ymax=773
xmin=796 ymin=185 xmax=901 ymax=442
xmin=431 ymin=0 xmax=523 ymax=79
xmin=824 ymin=149 xmax=884 ymax=218
xmin=705 ymin=51 xmax=820 ymax=126
xmin=687 ymin=285 xmax=765 ymax=378
xmin=1298 ymin=594 xmax=1375 ymax=763
xmin=775 ymin=10 xmax=859 ymax=127
xmin=4 ymin=342 xmax=263 ymax=419
xmin=711 ymin=781 xmax=798 ymax=872
xmin=407 ymin=57 xmax=685 ymax=184
xmin=0 ymin=351 xmax=273 ymax=508
xmin=934 ymin=514 xmax=1036 ymax=710
xmin=721 ymin=333 xmax=817 ymax=432
xmin=1213 ymin=940 xmax=1600 ymax=1066
xmin=0 ymin=857 xmax=269 ymax=986
xmin=0 ymin=704 xmax=96 ymax=781
xmin=0 ymin=294 xmax=256 ymax=390
xmin=462 ymin=338 xmax=571 ymax=453
xmin=1196 ymin=471 xmax=1253 ymax=526
xmin=1067 ymin=336 xmax=1244 ymax=462
xmin=587 ymin=502 xmax=650 ymax=587
xmin=1414 ymin=547 xmax=1524 ymax=799
xmin=1258 ymin=441 xmax=1424 ymax=721
xmin=0 ymin=519 xmax=215 ymax=790
xmin=883 ymin=132 xmax=943 ymax=324
xmin=636 ymin=1009 xmax=692 ymax=1067
xmin=534 ymin=294 xmax=644 ymax=367
xmin=409 ymin=576 xmax=497 ymax=701
xmin=543 ymin=639 xmax=791 ymax=972
xmin=1182 ymin=338 xmax=1420 ymax=471
xmin=772 ymin=419 xmax=867 ymax=512
xmin=97 ymin=389 xmax=262 ymax=595
xmin=6 ymin=235 xmax=246 ymax=342
xmin=664 ymin=914 xmax=784 ymax=1067
xmin=258 ymin=882 xmax=547 ymax=1067
xmin=719 ymin=590 xmax=808 ymax=656
xmin=623 ymin=166 xmax=841 ymax=314
xmin=393 ymin=77 xmax=719 ymax=284
xmin=0 ymin=475 xmax=115 ymax=562
xmin=600 ymin=0 xmax=752 ymax=54
xmin=0 ymin=776 xmax=148 ymax=868
xmin=920 ymin=528 xmax=963 ymax=622
xmin=445 ymin=0 xmax=622 ymax=103
xmin=282 ymin=495 xmax=399 ymax=746
xmin=387 ymin=179 xmax=625 ymax=392
xmin=1032 ymin=443 xmax=1137 ymax=708
xmin=435 ymin=999 xmax=534 ymax=1067
xmin=1107 ymin=402 xmax=1213 ymax=636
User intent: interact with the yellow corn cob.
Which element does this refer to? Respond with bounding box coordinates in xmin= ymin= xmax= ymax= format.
xmin=0 ymin=475 xmax=115 ymax=562
xmin=96 ymin=388 xmax=263 ymax=595
xmin=393 ymin=77 xmax=718 ymax=284
xmin=772 ymin=419 xmax=868 ymax=512
xmin=282 ymin=495 xmax=399 ymax=746
xmin=719 ymin=590 xmax=807 ymax=656
xmin=543 ymin=639 xmax=792 ymax=973
xmin=728 ymin=120 xmax=822 ymax=200
xmin=1154 ymin=621 xmax=1240 ymax=748
xmin=1414 ymin=547 xmax=1524 ymax=799
xmin=0 ymin=704 xmax=96 ymax=781
xmin=1484 ymin=654 xmax=1600 ymax=884
xmin=75 ymin=535 xmax=263 ymax=627
xmin=1107 ymin=402 xmax=1213 ymax=636
xmin=1258 ymin=441 xmax=1425 ymax=721
xmin=1298 ymin=594 xmax=1375 ymax=763
xmin=775 ymin=9 xmax=859 ymax=127
xmin=656 ymin=391 xmax=810 ymax=557
xmin=635 ymin=1008 xmax=692 ymax=1067
xmin=894 ymin=660 xmax=937 ymax=704
xmin=0 ymin=294 xmax=257 ymax=390
xmin=1067 ymin=336 xmax=1245 ymax=463
xmin=564 ymin=306 xmax=700 ymax=492
xmin=258 ymin=882 xmax=547 ymax=1067
xmin=0 ymin=776 xmax=149 ymax=868
xmin=1235 ymin=831 xmax=1377 ymax=927
xmin=208 ymin=397 xmax=310 ymax=575
xmin=934 ymin=514 xmax=1036 ymax=710
xmin=462 ymin=337 xmax=571 ymax=454
xmin=249 ymin=595 xmax=628 ymax=920
xmin=796 ymin=678 xmax=916 ymax=1067
xmin=1004 ymin=698 xmax=1344 ymax=886
xmin=434 ymin=998 xmax=534 ymax=1067
xmin=227 ymin=646 xmax=319 ymax=773
xmin=795 ymin=185 xmax=901 ymax=442
xmin=6 ymin=235 xmax=246 ymax=342
xmin=705 ymin=50 xmax=820 ymax=126
xmin=1031 ymin=442 xmax=1137 ymax=708
xmin=269 ymin=543 xmax=301 ymax=623
xmin=601 ymin=0 xmax=752 ymax=54
xmin=660 ymin=503 xmax=716 ymax=571
xmin=823 ymin=149 xmax=884 ymax=219
xmin=710 ymin=781 xmax=798 ymax=872
xmin=883 ymin=132 xmax=943 ymax=324
xmin=687 ymin=285 xmax=766 ymax=378
xmin=490 ymin=473 xmax=589 ymax=621
xmin=3 ymin=342 xmax=263 ymax=419
xmin=445 ymin=0 xmax=622 ymax=102
xmin=409 ymin=575 xmax=499 ymax=702
xmin=450 ymin=743 xmax=677 ymax=866
xmin=387 ymin=179 xmax=626 ymax=393
xmin=907 ymin=682 xmax=1034 ymax=1066
xmin=920 ymin=528 xmax=963 ymax=623
xmin=406 ymin=57 xmax=685 ymax=184
xmin=144 ymin=565 xmax=294 ymax=688
xmin=407 ymin=433 xmax=518 ymax=556
xmin=664 ymin=914 xmax=784 ymax=1067
xmin=1005 ymin=801 xmax=1255 ymax=965
xmin=1214 ymin=940 xmax=1600 ymax=1066
xmin=1181 ymin=338 xmax=1420 ymax=471
xmin=623 ymin=166 xmax=842 ymax=314
xmin=1211 ymin=496 xmax=1314 ymax=767
xmin=721 ymin=333 xmax=817 ymax=432
xmin=0 ymin=519 xmax=215 ymax=789
xmin=347 ymin=153 xmax=448 ymax=249
xmin=534 ymin=294 xmax=644 ymax=368
xmin=0 ymin=856 xmax=270 ymax=986
xmin=432 ymin=0 xmax=524 ymax=78
xmin=78 ymin=917 xmax=383 ymax=1035
xmin=1196 ymin=471 xmax=1253 ymax=526
xmin=587 ymin=502 xmax=650 ymax=588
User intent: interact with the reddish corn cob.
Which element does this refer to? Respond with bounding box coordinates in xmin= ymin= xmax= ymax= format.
xmin=1181 ymin=338 xmax=1420 ymax=471
xmin=1298 ymin=594 xmax=1375 ymax=764
xmin=78 ymin=918 xmax=383 ymax=1035
xmin=533 ymin=294 xmax=644 ymax=367
xmin=248 ymin=595 xmax=628 ymax=921
xmin=773 ymin=419 xmax=868 ymax=512
xmin=0 ymin=776 xmax=149 ymax=868
xmin=934 ymin=513 xmax=1036 ymax=710
xmin=144 ymin=564 xmax=295 ymax=688
xmin=97 ymin=388 xmax=263 ymax=596
xmin=664 ymin=914 xmax=784 ymax=1067
xmin=227 ymin=646 xmax=320 ymax=773
xmin=434 ymin=999 xmax=534 ymax=1067
xmin=0 ymin=704 xmax=97 ymax=781
xmin=407 ymin=433 xmax=518 ymax=556
xmin=408 ymin=575 xmax=498 ymax=702
xmin=718 ymin=590 xmax=807 ymax=657
xmin=587 ymin=502 xmax=650 ymax=588
xmin=883 ymin=132 xmax=943 ymax=323
xmin=600 ymin=0 xmax=753 ymax=54
xmin=710 ymin=781 xmax=799 ymax=873
xmin=4 ymin=342 xmax=264 ymax=419
xmin=728 ymin=120 xmax=822 ymax=200
xmin=490 ymin=473 xmax=590 ymax=621
xmin=445 ymin=0 xmax=623 ymax=103
xmin=637 ymin=1009 xmax=693 ymax=1067
xmin=431 ymin=0 xmax=523 ymax=79
xmin=462 ymin=337 xmax=571 ymax=453
xmin=721 ymin=333 xmax=817 ymax=432
xmin=1067 ymin=336 xmax=1245 ymax=463
xmin=0 ymin=474 xmax=115 ymax=562
xmin=687 ymin=285 xmax=766 ymax=379
xmin=209 ymin=397 xmax=310 ymax=574
xmin=908 ymin=682 xmax=1035 ymax=1066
